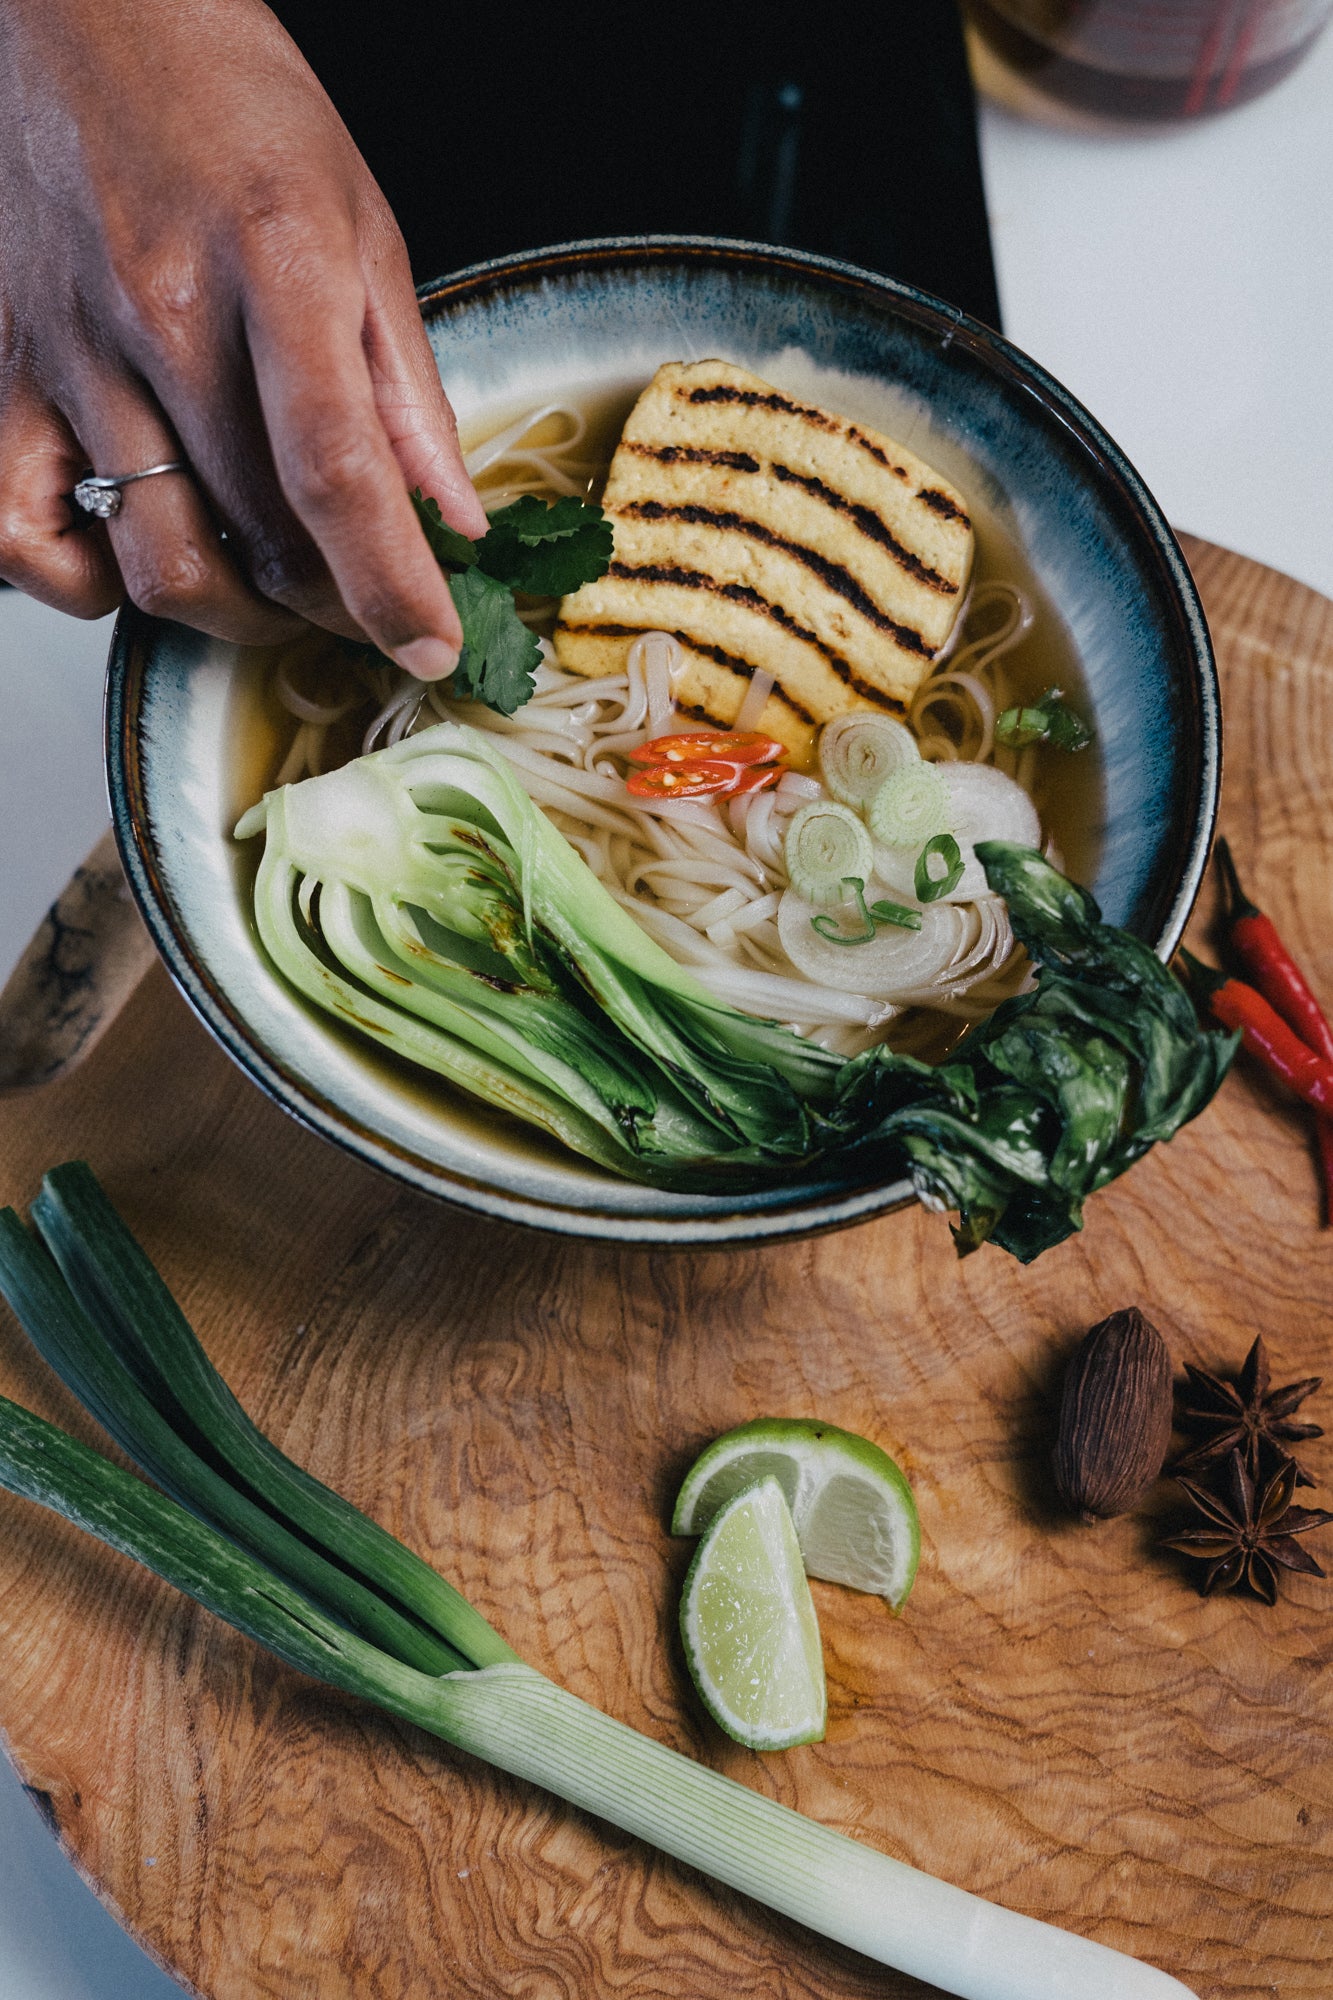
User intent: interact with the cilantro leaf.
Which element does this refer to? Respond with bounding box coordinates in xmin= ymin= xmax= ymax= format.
xmin=410 ymin=488 xmax=479 ymax=571
xmin=447 ymin=567 xmax=542 ymax=716
xmin=408 ymin=488 xmax=610 ymax=715
xmin=994 ymin=687 xmax=1093 ymax=752
xmin=478 ymin=495 xmax=614 ymax=598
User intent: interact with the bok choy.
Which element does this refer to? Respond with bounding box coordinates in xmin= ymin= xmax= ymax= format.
xmin=236 ymin=726 xmax=1233 ymax=1258
xmin=235 ymin=723 xmax=856 ymax=1189
xmin=0 ymin=1165 xmax=1194 ymax=1999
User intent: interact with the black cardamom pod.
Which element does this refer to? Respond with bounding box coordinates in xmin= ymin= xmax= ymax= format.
xmin=1053 ymin=1308 xmax=1173 ymax=1519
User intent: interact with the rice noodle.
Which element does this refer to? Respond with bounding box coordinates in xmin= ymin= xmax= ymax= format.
xmin=733 ymin=668 xmax=776 ymax=733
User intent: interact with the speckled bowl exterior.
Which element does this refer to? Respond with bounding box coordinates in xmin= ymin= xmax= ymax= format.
xmin=106 ymin=237 xmax=1220 ymax=1245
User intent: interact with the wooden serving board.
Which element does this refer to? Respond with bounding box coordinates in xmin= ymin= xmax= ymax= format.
xmin=1 ymin=538 xmax=1330 ymax=2000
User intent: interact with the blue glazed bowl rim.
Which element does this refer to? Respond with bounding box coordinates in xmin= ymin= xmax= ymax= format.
xmin=107 ymin=234 xmax=1220 ymax=1246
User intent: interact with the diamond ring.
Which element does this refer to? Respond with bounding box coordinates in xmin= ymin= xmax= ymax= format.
xmin=72 ymin=461 xmax=188 ymax=520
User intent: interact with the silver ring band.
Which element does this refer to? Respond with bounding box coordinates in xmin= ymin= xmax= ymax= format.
xmin=72 ymin=461 xmax=188 ymax=520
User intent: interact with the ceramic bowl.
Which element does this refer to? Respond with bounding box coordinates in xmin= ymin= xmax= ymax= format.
xmin=106 ymin=237 xmax=1219 ymax=1245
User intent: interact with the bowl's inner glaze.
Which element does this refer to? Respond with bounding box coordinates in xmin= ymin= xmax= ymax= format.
xmin=109 ymin=241 xmax=1217 ymax=1243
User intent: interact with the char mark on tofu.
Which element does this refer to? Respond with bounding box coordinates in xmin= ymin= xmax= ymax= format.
xmin=918 ymin=486 xmax=971 ymax=527
xmin=625 ymin=443 xmax=761 ymax=474
xmin=769 ymin=465 xmax=959 ymax=594
xmin=616 ymin=501 xmax=934 ymax=655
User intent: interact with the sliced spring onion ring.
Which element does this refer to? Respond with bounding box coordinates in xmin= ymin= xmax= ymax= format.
xmin=993 ymin=687 xmax=1093 ymax=752
xmin=867 ymin=763 xmax=954 ymax=850
xmin=915 ymin=835 xmax=965 ymax=903
xmin=873 ymin=762 xmax=1041 ymax=904
xmin=818 ymin=712 xmax=920 ymax=809
xmin=784 ymin=802 xmax=875 ymax=904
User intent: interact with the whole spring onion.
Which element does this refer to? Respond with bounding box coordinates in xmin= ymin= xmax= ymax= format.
xmin=0 ymin=1165 xmax=1195 ymax=2000
xmin=868 ymin=762 xmax=954 ymax=850
xmin=818 ymin=711 xmax=920 ymax=808
xmin=783 ymin=799 xmax=875 ymax=903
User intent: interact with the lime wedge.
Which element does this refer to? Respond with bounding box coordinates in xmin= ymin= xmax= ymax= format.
xmin=672 ymin=1417 xmax=919 ymax=1611
xmin=678 ymin=1476 xmax=826 ymax=1751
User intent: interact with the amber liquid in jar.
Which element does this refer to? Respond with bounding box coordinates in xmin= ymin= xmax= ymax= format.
xmin=966 ymin=0 xmax=1332 ymax=118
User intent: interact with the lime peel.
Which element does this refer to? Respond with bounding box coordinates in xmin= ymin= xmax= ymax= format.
xmin=673 ymin=1417 xmax=920 ymax=1611
xmin=678 ymin=1475 xmax=826 ymax=1751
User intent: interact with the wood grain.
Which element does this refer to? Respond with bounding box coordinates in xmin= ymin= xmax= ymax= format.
xmin=1 ymin=538 xmax=1330 ymax=2000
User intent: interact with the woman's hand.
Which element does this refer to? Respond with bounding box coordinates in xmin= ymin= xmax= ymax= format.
xmin=0 ymin=0 xmax=485 ymax=677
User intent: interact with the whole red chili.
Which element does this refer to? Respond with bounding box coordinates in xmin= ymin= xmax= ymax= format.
xmin=1215 ymin=840 xmax=1333 ymax=1062
xmin=1179 ymin=951 xmax=1333 ymax=1115
xmin=1216 ymin=839 xmax=1333 ymax=1221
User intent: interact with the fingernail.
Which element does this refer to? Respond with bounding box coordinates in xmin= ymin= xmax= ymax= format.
xmin=394 ymin=636 xmax=459 ymax=681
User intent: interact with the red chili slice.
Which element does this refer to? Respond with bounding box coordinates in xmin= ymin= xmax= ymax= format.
xmin=626 ymin=759 xmax=747 ymax=799
xmin=727 ymin=764 xmax=782 ymax=794
xmin=627 ymin=730 xmax=785 ymax=767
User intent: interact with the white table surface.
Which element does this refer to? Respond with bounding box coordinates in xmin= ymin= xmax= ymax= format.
xmin=2 ymin=33 xmax=1332 ymax=1994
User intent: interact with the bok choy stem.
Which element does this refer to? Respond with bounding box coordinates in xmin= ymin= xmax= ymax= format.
xmin=0 ymin=1170 xmax=1195 ymax=2000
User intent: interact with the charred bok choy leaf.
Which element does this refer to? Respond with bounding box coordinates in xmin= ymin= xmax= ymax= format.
xmin=411 ymin=490 xmax=613 ymax=715
xmin=0 ymin=1165 xmax=1196 ymax=1998
xmin=838 ymin=844 xmax=1237 ymax=1261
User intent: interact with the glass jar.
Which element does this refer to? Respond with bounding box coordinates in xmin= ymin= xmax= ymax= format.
xmin=965 ymin=0 xmax=1333 ymax=120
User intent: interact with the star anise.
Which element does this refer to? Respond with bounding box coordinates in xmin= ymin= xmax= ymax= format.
xmin=1162 ymin=1450 xmax=1333 ymax=1604
xmin=1172 ymin=1336 xmax=1323 ymax=1486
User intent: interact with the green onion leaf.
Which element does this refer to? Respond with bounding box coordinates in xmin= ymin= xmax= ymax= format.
xmin=868 ymin=897 xmax=924 ymax=932
xmin=811 ymin=878 xmax=877 ymax=945
xmin=24 ymin=1164 xmax=517 ymax=1671
xmin=811 ymin=878 xmax=924 ymax=944
xmin=994 ymin=688 xmax=1093 ymax=752
xmin=914 ymin=835 xmax=964 ymax=902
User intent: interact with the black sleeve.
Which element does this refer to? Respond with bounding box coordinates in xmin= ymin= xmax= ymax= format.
xmin=269 ymin=0 xmax=1000 ymax=326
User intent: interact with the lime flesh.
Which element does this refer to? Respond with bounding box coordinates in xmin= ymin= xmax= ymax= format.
xmin=678 ymin=1476 xmax=826 ymax=1751
xmin=673 ymin=1417 xmax=919 ymax=1610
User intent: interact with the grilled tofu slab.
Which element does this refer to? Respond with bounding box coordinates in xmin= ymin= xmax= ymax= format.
xmin=554 ymin=359 xmax=973 ymax=765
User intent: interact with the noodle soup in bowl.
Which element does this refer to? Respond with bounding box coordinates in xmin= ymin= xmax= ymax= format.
xmin=107 ymin=238 xmax=1219 ymax=1246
